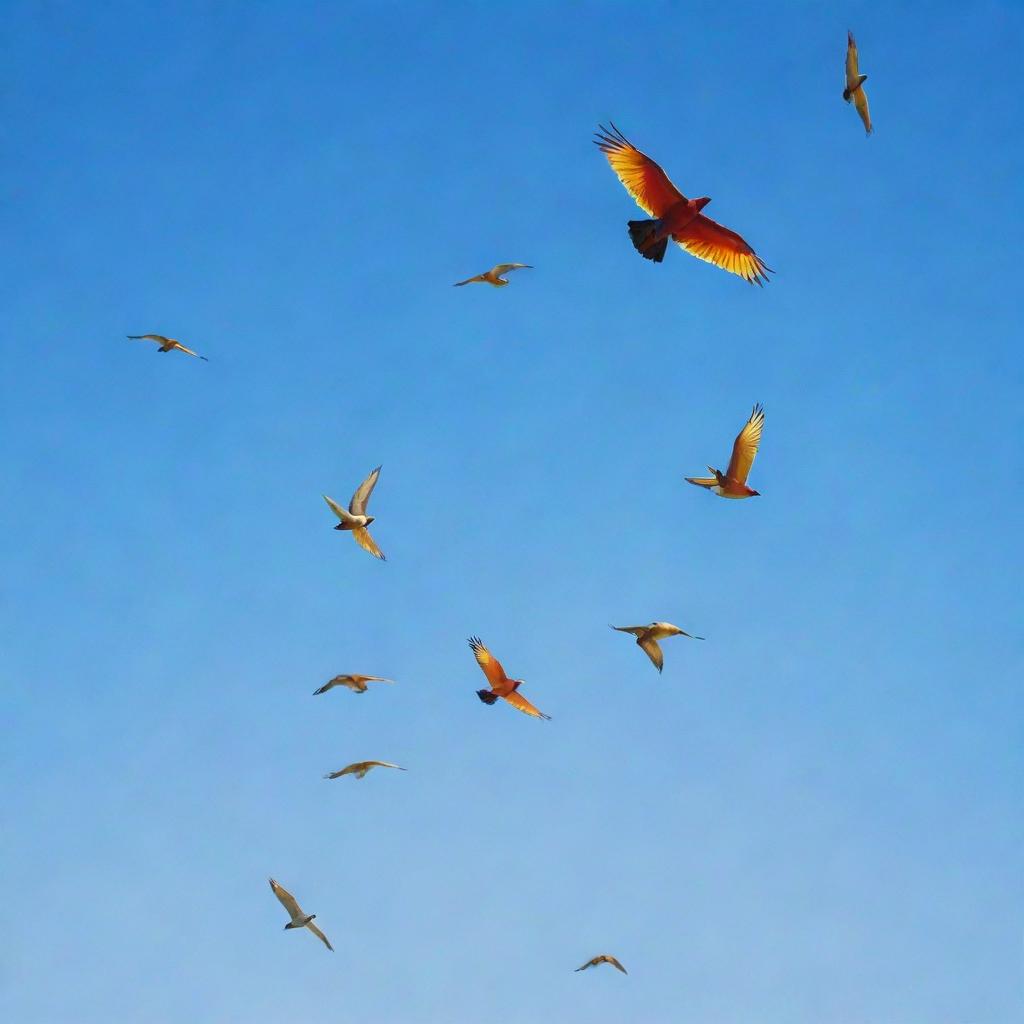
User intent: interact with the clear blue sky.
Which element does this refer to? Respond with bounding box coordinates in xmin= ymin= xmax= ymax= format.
xmin=2 ymin=2 xmax=1022 ymax=1021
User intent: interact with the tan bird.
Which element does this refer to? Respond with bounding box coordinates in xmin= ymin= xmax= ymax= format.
xmin=312 ymin=674 xmax=394 ymax=696
xmin=685 ymin=404 xmax=764 ymax=499
xmin=468 ymin=636 xmax=550 ymax=720
xmin=844 ymin=31 xmax=873 ymax=135
xmin=323 ymin=465 xmax=385 ymax=560
xmin=126 ymin=333 xmax=208 ymax=360
xmin=454 ymin=263 xmax=532 ymax=287
xmin=323 ymin=760 xmax=406 ymax=780
xmin=576 ymin=954 xmax=628 ymax=975
xmin=268 ymin=878 xmax=333 ymax=952
xmin=611 ymin=622 xmax=703 ymax=673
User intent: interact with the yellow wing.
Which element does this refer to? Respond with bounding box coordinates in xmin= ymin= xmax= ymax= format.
xmin=725 ymin=404 xmax=764 ymax=484
xmin=845 ymin=31 xmax=861 ymax=86
xmin=353 ymin=526 xmax=385 ymax=560
xmin=854 ymin=86 xmax=872 ymax=134
xmin=503 ymin=689 xmax=551 ymax=721
xmin=594 ymin=123 xmax=686 ymax=218
xmin=468 ymin=636 xmax=508 ymax=689
xmin=673 ymin=215 xmax=771 ymax=286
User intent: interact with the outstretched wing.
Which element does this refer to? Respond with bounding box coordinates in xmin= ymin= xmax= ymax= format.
xmin=468 ymin=637 xmax=508 ymax=689
xmin=306 ymin=920 xmax=334 ymax=951
xmin=503 ymin=689 xmax=551 ymax=720
xmin=365 ymin=761 xmax=405 ymax=770
xmin=454 ymin=273 xmax=487 ymax=286
xmin=845 ymin=31 xmax=861 ymax=88
xmin=854 ymin=85 xmax=872 ymax=134
xmin=594 ymin=123 xmax=686 ymax=218
xmin=611 ymin=624 xmax=646 ymax=638
xmin=492 ymin=263 xmax=532 ymax=274
xmin=685 ymin=476 xmax=718 ymax=489
xmin=172 ymin=342 xmax=207 ymax=360
xmin=323 ymin=494 xmax=355 ymax=524
xmin=637 ymin=636 xmax=664 ymax=673
xmin=269 ymin=878 xmax=303 ymax=921
xmin=725 ymin=404 xmax=764 ymax=484
xmin=349 ymin=465 xmax=381 ymax=515
xmin=353 ymin=526 xmax=385 ymax=560
xmin=575 ymin=957 xmax=600 ymax=971
xmin=604 ymin=955 xmax=628 ymax=974
xmin=127 ymin=334 xmax=170 ymax=345
xmin=673 ymin=215 xmax=771 ymax=285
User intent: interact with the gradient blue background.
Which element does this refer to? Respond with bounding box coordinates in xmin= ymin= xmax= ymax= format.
xmin=3 ymin=2 xmax=1022 ymax=1021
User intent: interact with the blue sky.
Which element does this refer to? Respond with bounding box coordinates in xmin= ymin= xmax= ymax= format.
xmin=2 ymin=2 xmax=1022 ymax=1021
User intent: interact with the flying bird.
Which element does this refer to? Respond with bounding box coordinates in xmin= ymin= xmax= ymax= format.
xmin=468 ymin=636 xmax=550 ymax=720
xmin=323 ymin=465 xmax=385 ymax=560
xmin=312 ymin=674 xmax=394 ymax=696
xmin=323 ymin=760 xmax=406 ymax=780
xmin=126 ymin=334 xmax=208 ymax=360
xmin=454 ymin=263 xmax=532 ymax=287
xmin=685 ymin=404 xmax=765 ymax=499
xmin=844 ymin=31 xmax=873 ymax=135
xmin=576 ymin=954 xmax=628 ymax=975
xmin=268 ymin=878 xmax=333 ymax=951
xmin=611 ymin=622 xmax=703 ymax=673
xmin=594 ymin=123 xmax=771 ymax=285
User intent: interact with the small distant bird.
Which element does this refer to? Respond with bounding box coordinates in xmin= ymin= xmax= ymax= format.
xmin=611 ymin=622 xmax=703 ymax=673
xmin=468 ymin=636 xmax=550 ymax=720
xmin=268 ymin=878 xmax=333 ymax=952
xmin=453 ymin=263 xmax=532 ymax=287
xmin=576 ymin=954 xmax=628 ymax=975
xmin=323 ymin=465 xmax=385 ymax=560
xmin=126 ymin=334 xmax=208 ymax=360
xmin=594 ymin=123 xmax=771 ymax=285
xmin=323 ymin=760 xmax=406 ymax=780
xmin=685 ymin=404 xmax=765 ymax=499
xmin=312 ymin=674 xmax=394 ymax=696
xmin=844 ymin=31 xmax=873 ymax=135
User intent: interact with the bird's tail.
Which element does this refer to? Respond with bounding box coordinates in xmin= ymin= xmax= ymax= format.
xmin=476 ymin=689 xmax=499 ymax=705
xmin=628 ymin=220 xmax=668 ymax=262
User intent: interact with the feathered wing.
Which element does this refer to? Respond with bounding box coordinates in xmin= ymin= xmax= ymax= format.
xmin=353 ymin=526 xmax=385 ymax=560
xmin=365 ymin=760 xmax=405 ymax=770
xmin=454 ymin=273 xmax=488 ymax=286
xmin=323 ymin=494 xmax=356 ymax=525
xmin=269 ymin=878 xmax=303 ymax=923
xmin=503 ymin=689 xmax=551 ymax=720
xmin=604 ymin=956 xmax=628 ymax=974
xmin=306 ymin=920 xmax=334 ymax=952
xmin=853 ymin=86 xmax=872 ymax=134
xmin=576 ymin=957 xmax=600 ymax=971
xmin=611 ymin=624 xmax=646 ymax=638
xmin=127 ymin=334 xmax=170 ymax=345
xmin=594 ymin=123 xmax=686 ymax=217
xmin=637 ymin=636 xmax=664 ymax=672
xmin=673 ymin=215 xmax=771 ymax=285
xmin=312 ymin=677 xmax=341 ymax=695
xmin=492 ymin=263 xmax=531 ymax=275
xmin=725 ymin=404 xmax=765 ymax=484
xmin=349 ymin=466 xmax=381 ymax=515
xmin=468 ymin=637 xmax=509 ymax=691
xmin=845 ymin=32 xmax=861 ymax=89
xmin=172 ymin=342 xmax=207 ymax=360
xmin=685 ymin=475 xmax=718 ymax=489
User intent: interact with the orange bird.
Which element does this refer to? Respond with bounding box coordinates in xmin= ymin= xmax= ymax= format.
xmin=594 ymin=123 xmax=771 ymax=285
xmin=468 ymin=637 xmax=550 ymax=720
xmin=686 ymin=404 xmax=765 ymax=498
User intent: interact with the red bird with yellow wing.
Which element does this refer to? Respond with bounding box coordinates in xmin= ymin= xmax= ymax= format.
xmin=468 ymin=637 xmax=550 ymax=720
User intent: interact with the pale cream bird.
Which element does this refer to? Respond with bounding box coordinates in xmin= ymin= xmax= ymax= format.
xmin=576 ymin=954 xmax=628 ymax=975
xmin=611 ymin=622 xmax=704 ymax=673
xmin=323 ymin=760 xmax=406 ymax=780
xmin=126 ymin=334 xmax=208 ymax=360
xmin=323 ymin=465 xmax=385 ymax=560
xmin=844 ymin=31 xmax=873 ymax=135
xmin=312 ymin=674 xmax=394 ymax=696
xmin=453 ymin=263 xmax=532 ymax=287
xmin=268 ymin=878 xmax=333 ymax=952
xmin=686 ymin=404 xmax=765 ymax=499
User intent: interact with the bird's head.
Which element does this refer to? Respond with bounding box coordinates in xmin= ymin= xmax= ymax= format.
xmin=694 ymin=196 xmax=712 ymax=210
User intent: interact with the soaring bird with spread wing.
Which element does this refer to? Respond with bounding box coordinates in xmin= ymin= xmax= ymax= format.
xmin=611 ymin=622 xmax=704 ymax=673
xmin=468 ymin=636 xmax=550 ymax=720
xmin=453 ymin=263 xmax=532 ymax=287
xmin=126 ymin=334 xmax=208 ymax=360
xmin=323 ymin=465 xmax=385 ymax=560
xmin=576 ymin=954 xmax=628 ymax=974
xmin=323 ymin=760 xmax=406 ymax=780
xmin=686 ymin=404 xmax=765 ymax=499
xmin=594 ymin=123 xmax=771 ymax=285
xmin=312 ymin=674 xmax=394 ymax=696
xmin=844 ymin=31 xmax=873 ymax=135
xmin=268 ymin=878 xmax=333 ymax=952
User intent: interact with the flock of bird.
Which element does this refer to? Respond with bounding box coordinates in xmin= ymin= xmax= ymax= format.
xmin=127 ymin=32 xmax=875 ymax=972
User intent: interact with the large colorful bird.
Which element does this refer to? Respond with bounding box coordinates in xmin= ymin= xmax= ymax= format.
xmin=844 ymin=32 xmax=873 ymax=135
xmin=323 ymin=760 xmax=406 ymax=780
xmin=594 ymin=123 xmax=771 ymax=285
xmin=453 ymin=263 xmax=532 ymax=287
xmin=685 ymin=404 xmax=765 ymax=499
xmin=323 ymin=465 xmax=386 ymax=560
xmin=126 ymin=333 xmax=208 ymax=360
xmin=576 ymin=954 xmax=628 ymax=975
xmin=611 ymin=622 xmax=704 ymax=673
xmin=268 ymin=878 xmax=333 ymax=952
xmin=312 ymin=674 xmax=394 ymax=696
xmin=468 ymin=636 xmax=550 ymax=720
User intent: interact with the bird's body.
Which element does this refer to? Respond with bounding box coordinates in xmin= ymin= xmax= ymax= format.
xmin=686 ymin=404 xmax=765 ymax=499
xmin=467 ymin=636 xmax=550 ymax=720
xmin=268 ymin=878 xmax=333 ymax=951
xmin=312 ymin=674 xmax=394 ymax=696
xmin=611 ymin=621 xmax=703 ymax=673
xmin=454 ymin=263 xmax=532 ymax=287
xmin=594 ymin=123 xmax=771 ymax=285
xmin=324 ymin=465 xmax=385 ymax=560
xmin=844 ymin=31 xmax=872 ymax=134
xmin=576 ymin=954 xmax=628 ymax=975
xmin=324 ymin=760 xmax=406 ymax=780
xmin=126 ymin=334 xmax=208 ymax=361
